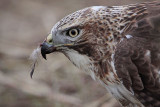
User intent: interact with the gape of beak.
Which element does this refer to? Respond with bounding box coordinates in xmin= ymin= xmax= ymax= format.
xmin=40 ymin=41 xmax=56 ymax=60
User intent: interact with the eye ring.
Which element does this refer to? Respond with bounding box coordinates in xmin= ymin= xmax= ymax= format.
xmin=68 ymin=29 xmax=79 ymax=37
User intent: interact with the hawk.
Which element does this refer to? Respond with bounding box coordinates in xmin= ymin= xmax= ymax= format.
xmin=33 ymin=1 xmax=160 ymax=107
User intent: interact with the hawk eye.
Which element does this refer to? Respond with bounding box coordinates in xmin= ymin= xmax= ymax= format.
xmin=67 ymin=29 xmax=79 ymax=37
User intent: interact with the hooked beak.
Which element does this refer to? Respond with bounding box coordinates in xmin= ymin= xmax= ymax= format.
xmin=40 ymin=42 xmax=56 ymax=60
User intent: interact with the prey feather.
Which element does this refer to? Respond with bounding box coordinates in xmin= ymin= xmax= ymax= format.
xmin=29 ymin=46 xmax=41 ymax=78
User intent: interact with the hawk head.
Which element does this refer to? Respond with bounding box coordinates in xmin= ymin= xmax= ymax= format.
xmin=41 ymin=6 xmax=113 ymax=78
xmin=42 ymin=7 xmax=110 ymax=57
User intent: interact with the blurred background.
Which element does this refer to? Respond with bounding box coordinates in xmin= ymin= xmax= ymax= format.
xmin=0 ymin=0 xmax=158 ymax=107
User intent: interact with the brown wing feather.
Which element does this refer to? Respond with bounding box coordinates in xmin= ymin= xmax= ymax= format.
xmin=115 ymin=37 xmax=160 ymax=107
xmin=115 ymin=2 xmax=160 ymax=106
xmin=129 ymin=2 xmax=160 ymax=70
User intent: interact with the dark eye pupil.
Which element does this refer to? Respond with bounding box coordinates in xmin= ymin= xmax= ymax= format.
xmin=71 ymin=30 xmax=76 ymax=35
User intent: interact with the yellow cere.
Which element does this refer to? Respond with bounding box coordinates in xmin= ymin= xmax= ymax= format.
xmin=46 ymin=34 xmax=53 ymax=44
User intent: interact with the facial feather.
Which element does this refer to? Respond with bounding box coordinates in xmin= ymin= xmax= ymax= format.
xmin=63 ymin=48 xmax=97 ymax=79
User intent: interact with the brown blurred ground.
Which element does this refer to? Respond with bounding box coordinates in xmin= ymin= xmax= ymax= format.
xmin=0 ymin=0 xmax=158 ymax=107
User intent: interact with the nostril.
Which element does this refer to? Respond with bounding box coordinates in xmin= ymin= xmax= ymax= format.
xmin=48 ymin=39 xmax=53 ymax=43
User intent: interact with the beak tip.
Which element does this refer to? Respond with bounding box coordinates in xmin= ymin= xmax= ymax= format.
xmin=42 ymin=53 xmax=47 ymax=60
xmin=41 ymin=42 xmax=54 ymax=60
xmin=44 ymin=57 xmax=47 ymax=60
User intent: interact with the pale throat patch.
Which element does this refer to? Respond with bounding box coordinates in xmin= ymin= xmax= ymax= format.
xmin=64 ymin=49 xmax=96 ymax=80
